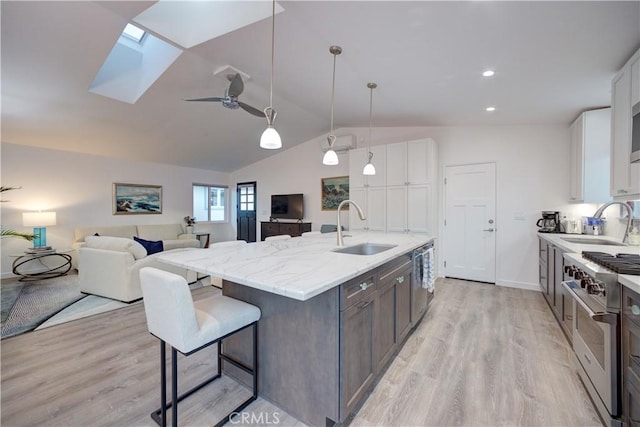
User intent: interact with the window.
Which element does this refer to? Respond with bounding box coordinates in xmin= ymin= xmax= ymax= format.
xmin=238 ymin=184 xmax=255 ymax=212
xmin=192 ymin=184 xmax=228 ymax=222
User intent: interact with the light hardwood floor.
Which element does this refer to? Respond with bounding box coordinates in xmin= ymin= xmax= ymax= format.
xmin=1 ymin=279 xmax=602 ymax=426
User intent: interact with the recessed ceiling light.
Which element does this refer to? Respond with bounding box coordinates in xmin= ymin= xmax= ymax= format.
xmin=482 ymin=70 xmax=495 ymax=77
xmin=486 ymin=106 xmax=496 ymax=112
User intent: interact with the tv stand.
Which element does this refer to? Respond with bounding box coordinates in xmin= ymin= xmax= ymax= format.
xmin=261 ymin=221 xmax=311 ymax=241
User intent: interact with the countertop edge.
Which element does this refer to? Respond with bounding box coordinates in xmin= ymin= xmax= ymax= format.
xmin=158 ymin=233 xmax=435 ymax=301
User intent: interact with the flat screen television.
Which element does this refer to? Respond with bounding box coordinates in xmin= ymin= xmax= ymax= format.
xmin=271 ymin=194 xmax=303 ymax=220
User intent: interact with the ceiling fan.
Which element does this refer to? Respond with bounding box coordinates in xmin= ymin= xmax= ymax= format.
xmin=185 ymin=73 xmax=265 ymax=117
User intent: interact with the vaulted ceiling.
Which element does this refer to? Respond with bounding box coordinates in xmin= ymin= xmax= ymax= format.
xmin=2 ymin=1 xmax=639 ymax=172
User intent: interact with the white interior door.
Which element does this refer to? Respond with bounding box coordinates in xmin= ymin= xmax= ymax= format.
xmin=444 ymin=163 xmax=496 ymax=283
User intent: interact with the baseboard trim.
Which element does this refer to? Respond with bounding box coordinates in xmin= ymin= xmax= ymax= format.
xmin=496 ymin=280 xmax=541 ymax=292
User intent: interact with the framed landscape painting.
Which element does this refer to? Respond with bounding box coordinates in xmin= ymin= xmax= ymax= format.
xmin=113 ymin=183 xmax=162 ymax=215
xmin=321 ymin=176 xmax=349 ymax=210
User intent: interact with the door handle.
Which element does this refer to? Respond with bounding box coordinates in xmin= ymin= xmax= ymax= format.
xmin=483 ymin=228 xmax=494 ymax=232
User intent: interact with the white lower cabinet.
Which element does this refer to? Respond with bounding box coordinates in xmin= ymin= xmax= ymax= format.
xmin=386 ymin=186 xmax=407 ymax=232
xmin=349 ymin=186 xmax=386 ymax=231
xmin=386 ymin=184 xmax=433 ymax=233
xmin=407 ymin=184 xmax=432 ymax=233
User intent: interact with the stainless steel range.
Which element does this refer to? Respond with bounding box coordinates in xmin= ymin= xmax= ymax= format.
xmin=561 ymin=251 xmax=640 ymax=427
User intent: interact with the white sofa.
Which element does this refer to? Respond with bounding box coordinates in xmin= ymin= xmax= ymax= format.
xmin=73 ymin=224 xmax=199 ymax=254
xmin=74 ymin=224 xmax=201 ymax=302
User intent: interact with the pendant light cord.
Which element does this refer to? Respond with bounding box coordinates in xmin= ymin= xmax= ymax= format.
xmin=368 ymin=85 xmax=373 ymax=154
xmin=330 ymin=52 xmax=336 ymax=134
xmin=269 ymin=0 xmax=275 ymax=110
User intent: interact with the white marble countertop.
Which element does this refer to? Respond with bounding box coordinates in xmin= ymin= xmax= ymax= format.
xmin=157 ymin=232 xmax=434 ymax=301
xmin=537 ymin=232 xmax=639 ymax=255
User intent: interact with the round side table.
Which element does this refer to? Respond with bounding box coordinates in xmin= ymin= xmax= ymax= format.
xmin=11 ymin=250 xmax=73 ymax=282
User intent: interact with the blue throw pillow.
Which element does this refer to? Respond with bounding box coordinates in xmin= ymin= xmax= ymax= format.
xmin=133 ymin=236 xmax=164 ymax=255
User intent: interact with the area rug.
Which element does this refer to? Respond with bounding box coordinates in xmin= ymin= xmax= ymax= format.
xmin=1 ymin=274 xmax=86 ymax=339
xmin=1 ymin=273 xmax=212 ymax=339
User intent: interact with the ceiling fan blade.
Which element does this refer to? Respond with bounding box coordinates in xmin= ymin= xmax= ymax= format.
xmin=184 ymin=97 xmax=224 ymax=102
xmin=239 ymin=102 xmax=266 ymax=117
xmin=228 ymin=73 xmax=244 ymax=97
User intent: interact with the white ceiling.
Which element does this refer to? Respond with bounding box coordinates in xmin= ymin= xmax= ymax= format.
xmin=2 ymin=1 xmax=639 ymax=173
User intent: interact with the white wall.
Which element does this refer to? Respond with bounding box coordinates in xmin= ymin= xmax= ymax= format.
xmin=1 ymin=143 xmax=235 ymax=278
xmin=425 ymin=125 xmax=570 ymax=290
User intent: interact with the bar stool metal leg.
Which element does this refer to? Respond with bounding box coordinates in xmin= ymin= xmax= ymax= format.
xmin=160 ymin=342 xmax=167 ymax=427
xmin=172 ymin=348 xmax=178 ymax=427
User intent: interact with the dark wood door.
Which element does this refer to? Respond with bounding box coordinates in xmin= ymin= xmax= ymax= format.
xmin=237 ymin=182 xmax=257 ymax=242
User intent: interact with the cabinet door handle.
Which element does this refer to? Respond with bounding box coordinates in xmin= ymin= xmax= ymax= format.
xmin=357 ymin=299 xmax=373 ymax=309
xmin=483 ymin=228 xmax=495 ymax=232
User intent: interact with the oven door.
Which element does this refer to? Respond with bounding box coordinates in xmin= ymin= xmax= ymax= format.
xmin=563 ymin=280 xmax=620 ymax=418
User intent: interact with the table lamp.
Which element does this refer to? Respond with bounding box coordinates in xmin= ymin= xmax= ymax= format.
xmin=22 ymin=211 xmax=56 ymax=248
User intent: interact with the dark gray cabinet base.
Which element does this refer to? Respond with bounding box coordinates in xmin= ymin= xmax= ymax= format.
xmin=221 ymin=252 xmax=420 ymax=426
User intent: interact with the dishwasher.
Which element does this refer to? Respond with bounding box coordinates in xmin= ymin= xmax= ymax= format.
xmin=412 ymin=242 xmax=434 ymax=326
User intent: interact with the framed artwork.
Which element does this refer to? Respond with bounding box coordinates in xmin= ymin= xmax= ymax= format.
xmin=321 ymin=176 xmax=349 ymax=211
xmin=113 ymin=183 xmax=162 ymax=215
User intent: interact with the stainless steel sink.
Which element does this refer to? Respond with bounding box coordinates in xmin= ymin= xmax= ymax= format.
xmin=561 ymin=237 xmax=627 ymax=246
xmin=333 ymin=243 xmax=398 ymax=255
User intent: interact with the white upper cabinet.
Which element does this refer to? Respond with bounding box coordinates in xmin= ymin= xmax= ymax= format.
xmin=386 ymin=138 xmax=435 ymax=186
xmin=610 ymin=48 xmax=640 ymax=199
xmin=569 ymin=108 xmax=611 ymax=203
xmin=632 ymin=54 xmax=640 ymax=106
xmin=386 ymin=142 xmax=407 ymax=186
xmin=349 ymin=137 xmax=438 ymax=235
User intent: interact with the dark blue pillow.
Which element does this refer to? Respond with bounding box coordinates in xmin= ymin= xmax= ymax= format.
xmin=133 ymin=236 xmax=164 ymax=255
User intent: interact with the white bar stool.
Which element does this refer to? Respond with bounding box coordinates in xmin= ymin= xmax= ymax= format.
xmin=139 ymin=267 xmax=261 ymax=427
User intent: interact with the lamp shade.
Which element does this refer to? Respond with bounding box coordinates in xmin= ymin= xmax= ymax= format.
xmin=260 ymin=126 xmax=282 ymax=149
xmin=323 ymin=149 xmax=339 ymax=165
xmin=363 ymin=162 xmax=376 ymax=175
xmin=23 ymin=212 xmax=56 ymax=227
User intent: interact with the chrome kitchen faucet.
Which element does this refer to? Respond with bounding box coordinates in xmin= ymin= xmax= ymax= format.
xmin=336 ymin=200 xmax=366 ymax=246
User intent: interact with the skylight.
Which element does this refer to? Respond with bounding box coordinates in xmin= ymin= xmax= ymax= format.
xmin=89 ymin=25 xmax=182 ymax=104
xmin=122 ymin=23 xmax=145 ymax=43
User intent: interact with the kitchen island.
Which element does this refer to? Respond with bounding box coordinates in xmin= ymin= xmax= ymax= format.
xmin=157 ymin=232 xmax=434 ymax=426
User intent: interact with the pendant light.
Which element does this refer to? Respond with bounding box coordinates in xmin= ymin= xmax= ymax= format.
xmin=363 ymin=82 xmax=377 ymax=175
xmin=323 ymin=45 xmax=342 ymax=165
xmin=260 ymin=0 xmax=281 ymax=149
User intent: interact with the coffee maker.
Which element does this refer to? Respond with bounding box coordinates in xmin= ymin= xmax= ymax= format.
xmin=536 ymin=211 xmax=562 ymax=233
